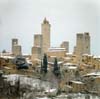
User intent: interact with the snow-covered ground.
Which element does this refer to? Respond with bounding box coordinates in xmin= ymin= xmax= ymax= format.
xmin=2 ymin=74 xmax=100 ymax=99
xmin=36 ymin=93 xmax=100 ymax=99
xmin=55 ymin=93 xmax=100 ymax=99
xmin=3 ymin=74 xmax=56 ymax=91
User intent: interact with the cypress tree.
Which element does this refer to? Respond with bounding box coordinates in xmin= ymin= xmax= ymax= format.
xmin=53 ymin=58 xmax=60 ymax=77
xmin=42 ymin=54 xmax=48 ymax=73
xmin=40 ymin=60 xmax=43 ymax=73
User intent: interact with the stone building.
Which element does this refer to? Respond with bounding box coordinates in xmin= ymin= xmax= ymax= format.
xmin=94 ymin=76 xmax=100 ymax=94
xmin=12 ymin=38 xmax=22 ymax=56
xmin=75 ymin=32 xmax=90 ymax=62
xmin=34 ymin=34 xmax=42 ymax=47
xmin=60 ymin=41 xmax=69 ymax=53
xmin=31 ymin=34 xmax=42 ymax=60
xmin=75 ymin=32 xmax=90 ymax=55
xmin=31 ymin=46 xmax=41 ymax=61
xmin=47 ymin=47 xmax=66 ymax=58
xmin=68 ymin=80 xmax=85 ymax=93
xmin=92 ymin=56 xmax=100 ymax=70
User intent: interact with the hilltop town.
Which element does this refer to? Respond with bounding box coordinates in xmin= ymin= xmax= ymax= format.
xmin=0 ymin=18 xmax=100 ymax=99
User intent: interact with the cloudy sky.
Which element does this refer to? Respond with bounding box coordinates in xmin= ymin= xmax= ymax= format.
xmin=0 ymin=0 xmax=100 ymax=55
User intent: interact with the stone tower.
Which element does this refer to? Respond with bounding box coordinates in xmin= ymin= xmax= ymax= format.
xmin=12 ymin=38 xmax=18 ymax=54
xmin=76 ymin=32 xmax=90 ymax=55
xmin=83 ymin=32 xmax=90 ymax=54
xmin=76 ymin=33 xmax=84 ymax=56
xmin=12 ymin=38 xmax=18 ymax=46
xmin=41 ymin=18 xmax=51 ymax=54
xmin=60 ymin=41 xmax=69 ymax=53
xmin=34 ymin=34 xmax=42 ymax=48
xmin=75 ymin=32 xmax=90 ymax=62
xmin=12 ymin=38 xmax=22 ymax=56
xmin=31 ymin=34 xmax=42 ymax=60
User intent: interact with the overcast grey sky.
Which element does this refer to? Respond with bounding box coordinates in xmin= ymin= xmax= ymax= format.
xmin=0 ymin=0 xmax=100 ymax=55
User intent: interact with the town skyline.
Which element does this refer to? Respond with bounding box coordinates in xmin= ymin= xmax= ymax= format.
xmin=0 ymin=0 xmax=100 ymax=55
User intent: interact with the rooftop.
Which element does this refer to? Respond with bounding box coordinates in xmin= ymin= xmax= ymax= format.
xmin=48 ymin=47 xmax=66 ymax=52
xmin=70 ymin=80 xmax=84 ymax=84
xmin=83 ymin=71 xmax=100 ymax=77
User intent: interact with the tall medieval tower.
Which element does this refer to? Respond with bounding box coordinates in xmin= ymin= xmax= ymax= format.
xmin=76 ymin=32 xmax=90 ymax=56
xmin=12 ymin=38 xmax=22 ymax=56
xmin=83 ymin=32 xmax=90 ymax=54
xmin=12 ymin=38 xmax=18 ymax=55
xmin=76 ymin=33 xmax=84 ymax=56
xmin=75 ymin=32 xmax=90 ymax=62
xmin=41 ymin=18 xmax=51 ymax=54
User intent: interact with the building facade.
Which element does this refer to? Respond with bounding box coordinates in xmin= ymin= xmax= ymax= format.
xmin=47 ymin=47 xmax=66 ymax=58
xmin=31 ymin=46 xmax=41 ymax=61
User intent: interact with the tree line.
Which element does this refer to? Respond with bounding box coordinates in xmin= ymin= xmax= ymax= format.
xmin=40 ymin=54 xmax=61 ymax=77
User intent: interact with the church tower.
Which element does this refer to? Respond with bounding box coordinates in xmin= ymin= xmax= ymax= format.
xmin=41 ymin=18 xmax=51 ymax=54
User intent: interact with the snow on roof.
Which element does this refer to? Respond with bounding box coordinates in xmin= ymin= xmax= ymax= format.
xmin=26 ymin=59 xmax=33 ymax=64
xmin=0 ymin=55 xmax=14 ymax=59
xmin=50 ymin=56 xmax=57 ymax=58
xmin=93 ymin=55 xmax=100 ymax=59
xmin=4 ymin=67 xmax=11 ymax=70
xmin=64 ymin=57 xmax=71 ymax=60
xmin=71 ymin=80 xmax=84 ymax=84
xmin=64 ymin=63 xmax=77 ymax=66
xmin=66 ymin=52 xmax=73 ymax=55
xmin=83 ymin=64 xmax=92 ymax=67
xmin=64 ymin=62 xmax=72 ymax=65
xmin=45 ymin=88 xmax=57 ymax=93
xmin=67 ymin=66 xmax=77 ymax=70
xmin=58 ymin=61 xmax=64 ymax=64
xmin=83 ymin=72 xmax=100 ymax=77
xmin=56 ymin=94 xmax=68 ymax=98
xmin=37 ymin=97 xmax=50 ymax=99
xmin=49 ymin=47 xmax=66 ymax=50
xmin=62 ymin=63 xmax=77 ymax=70
xmin=48 ymin=61 xmax=63 ymax=65
xmin=0 ymin=52 xmax=12 ymax=55
xmin=23 ymin=53 xmax=30 ymax=56
xmin=82 ymin=54 xmax=93 ymax=57
xmin=48 ymin=47 xmax=66 ymax=52
xmin=66 ymin=85 xmax=72 ymax=89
